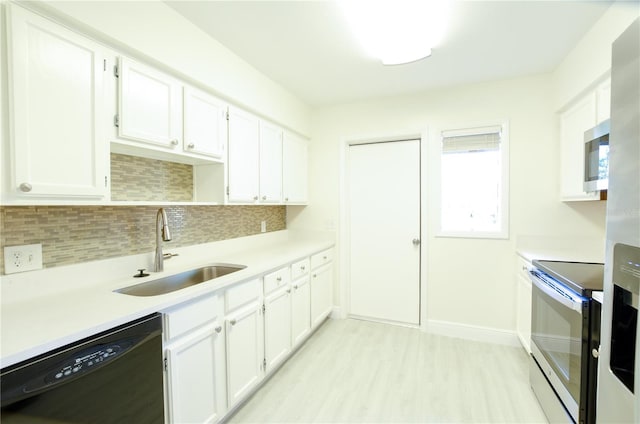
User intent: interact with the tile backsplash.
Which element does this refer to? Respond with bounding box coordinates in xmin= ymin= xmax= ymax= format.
xmin=0 ymin=205 xmax=286 ymax=274
xmin=110 ymin=153 xmax=194 ymax=202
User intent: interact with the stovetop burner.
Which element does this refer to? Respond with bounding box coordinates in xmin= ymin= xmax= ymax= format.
xmin=532 ymin=260 xmax=604 ymax=296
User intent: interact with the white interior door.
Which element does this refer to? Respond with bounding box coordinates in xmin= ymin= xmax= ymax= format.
xmin=348 ymin=140 xmax=421 ymax=325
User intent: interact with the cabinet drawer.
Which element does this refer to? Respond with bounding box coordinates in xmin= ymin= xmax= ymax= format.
xmin=264 ymin=266 xmax=291 ymax=294
xmin=291 ymin=258 xmax=310 ymax=280
xmin=517 ymin=256 xmax=533 ymax=280
xmin=164 ymin=293 xmax=220 ymax=341
xmin=311 ymin=249 xmax=333 ymax=269
xmin=226 ymin=278 xmax=261 ymax=312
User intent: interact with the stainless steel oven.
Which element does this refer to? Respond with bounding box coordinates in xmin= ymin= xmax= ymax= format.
xmin=529 ymin=261 xmax=603 ymax=424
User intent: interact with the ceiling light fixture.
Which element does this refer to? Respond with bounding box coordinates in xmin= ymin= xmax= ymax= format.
xmin=339 ymin=0 xmax=451 ymax=65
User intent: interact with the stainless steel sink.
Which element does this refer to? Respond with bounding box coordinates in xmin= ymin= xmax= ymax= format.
xmin=115 ymin=264 xmax=246 ymax=296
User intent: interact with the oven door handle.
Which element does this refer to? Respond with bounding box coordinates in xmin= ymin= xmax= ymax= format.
xmin=529 ymin=271 xmax=585 ymax=313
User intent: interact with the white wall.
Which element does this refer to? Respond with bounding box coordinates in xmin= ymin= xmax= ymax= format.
xmin=29 ymin=0 xmax=311 ymax=136
xmin=552 ymin=1 xmax=640 ymax=111
xmin=289 ymin=74 xmax=606 ymax=336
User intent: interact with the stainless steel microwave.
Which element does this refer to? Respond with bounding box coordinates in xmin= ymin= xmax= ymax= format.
xmin=584 ymin=119 xmax=610 ymax=192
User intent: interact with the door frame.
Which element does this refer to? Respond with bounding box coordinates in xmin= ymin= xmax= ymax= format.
xmin=339 ymin=129 xmax=430 ymax=330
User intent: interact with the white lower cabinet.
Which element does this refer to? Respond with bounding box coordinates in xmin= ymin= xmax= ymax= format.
xmin=515 ymin=256 xmax=533 ymax=353
xmin=291 ymin=275 xmax=311 ymax=347
xmin=263 ymin=266 xmax=292 ymax=372
xmin=163 ymin=249 xmax=334 ymax=423
xmin=165 ymin=324 xmax=226 ymax=424
xmin=264 ymin=285 xmax=292 ymax=371
xmin=163 ymin=294 xmax=226 ymax=424
xmin=311 ymin=260 xmax=333 ymax=328
xmin=225 ymin=279 xmax=264 ymax=409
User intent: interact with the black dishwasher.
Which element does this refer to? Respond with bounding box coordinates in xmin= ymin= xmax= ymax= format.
xmin=1 ymin=313 xmax=164 ymax=423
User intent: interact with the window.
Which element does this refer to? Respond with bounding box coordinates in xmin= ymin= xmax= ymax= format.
xmin=438 ymin=123 xmax=509 ymax=238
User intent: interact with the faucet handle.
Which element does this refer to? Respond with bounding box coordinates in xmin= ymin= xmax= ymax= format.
xmin=163 ymin=253 xmax=179 ymax=259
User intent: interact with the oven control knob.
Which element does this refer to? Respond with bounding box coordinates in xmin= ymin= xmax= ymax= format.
xmin=592 ymin=348 xmax=600 ymax=359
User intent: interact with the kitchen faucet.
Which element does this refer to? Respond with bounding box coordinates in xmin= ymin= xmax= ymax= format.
xmin=154 ymin=208 xmax=172 ymax=272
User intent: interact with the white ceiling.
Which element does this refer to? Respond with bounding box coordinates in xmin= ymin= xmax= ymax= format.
xmin=165 ymin=1 xmax=613 ymax=107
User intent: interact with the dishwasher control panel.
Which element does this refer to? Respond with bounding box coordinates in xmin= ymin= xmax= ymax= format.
xmin=46 ymin=343 xmax=129 ymax=383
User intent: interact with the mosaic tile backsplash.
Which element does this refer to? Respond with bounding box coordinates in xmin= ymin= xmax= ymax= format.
xmin=110 ymin=153 xmax=194 ymax=202
xmin=0 ymin=205 xmax=286 ymax=274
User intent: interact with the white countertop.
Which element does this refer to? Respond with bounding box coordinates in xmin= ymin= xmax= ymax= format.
xmin=0 ymin=230 xmax=334 ymax=368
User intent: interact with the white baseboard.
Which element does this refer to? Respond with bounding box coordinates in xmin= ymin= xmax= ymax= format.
xmin=330 ymin=306 xmax=342 ymax=319
xmin=425 ymin=319 xmax=521 ymax=347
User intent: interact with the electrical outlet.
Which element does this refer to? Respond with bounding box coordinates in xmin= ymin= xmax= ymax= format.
xmin=4 ymin=243 xmax=43 ymax=274
xmin=261 ymin=221 xmax=267 ymax=233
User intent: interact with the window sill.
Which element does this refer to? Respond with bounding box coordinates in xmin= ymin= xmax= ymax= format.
xmin=436 ymin=230 xmax=509 ymax=240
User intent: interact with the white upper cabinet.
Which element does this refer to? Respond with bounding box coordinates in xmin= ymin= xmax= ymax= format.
xmin=115 ymin=57 xmax=228 ymax=165
xmin=259 ymin=121 xmax=283 ymax=203
xmin=559 ymin=78 xmax=610 ymax=201
xmin=282 ymin=132 xmax=308 ymax=204
xmin=184 ymin=86 xmax=227 ymax=160
xmin=5 ymin=4 xmax=108 ymax=200
xmin=227 ymin=107 xmax=260 ymax=203
xmin=118 ymin=57 xmax=183 ymax=149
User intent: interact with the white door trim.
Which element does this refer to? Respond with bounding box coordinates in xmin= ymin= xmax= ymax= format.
xmin=338 ymin=129 xmax=430 ymax=331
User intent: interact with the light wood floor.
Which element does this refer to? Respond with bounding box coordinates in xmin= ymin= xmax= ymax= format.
xmin=228 ymin=319 xmax=548 ymax=423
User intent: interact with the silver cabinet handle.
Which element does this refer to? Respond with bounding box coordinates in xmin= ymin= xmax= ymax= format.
xmin=286 ymin=288 xmax=291 ymax=294
xmin=412 ymin=238 xmax=421 ymax=246
xmin=19 ymin=182 xmax=32 ymax=192
xmin=229 ymin=319 xmax=237 ymax=326
xmin=285 ymin=197 xmax=289 ymax=202
xmin=276 ymin=276 xmax=282 ymax=282
xmin=313 ymin=274 xmax=317 ymax=278
xmin=293 ymin=285 xmax=299 ymax=289
xmin=187 ymin=143 xmax=195 ymax=149
xmin=170 ymin=139 xmax=179 ymax=146
xmin=301 ymin=265 xmax=305 ymax=271
xmin=253 ymin=195 xmax=258 ymax=201
xmin=215 ymin=326 xmax=222 ymax=333
xmin=262 ymin=195 xmax=267 ymax=200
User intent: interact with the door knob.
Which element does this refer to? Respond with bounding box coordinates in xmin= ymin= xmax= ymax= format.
xmin=412 ymin=238 xmax=421 ymax=246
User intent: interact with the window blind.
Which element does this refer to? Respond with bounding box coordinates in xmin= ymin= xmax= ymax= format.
xmin=441 ymin=126 xmax=501 ymax=153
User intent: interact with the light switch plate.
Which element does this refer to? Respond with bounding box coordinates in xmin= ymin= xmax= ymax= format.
xmin=261 ymin=220 xmax=267 ymax=233
xmin=4 ymin=243 xmax=43 ymax=274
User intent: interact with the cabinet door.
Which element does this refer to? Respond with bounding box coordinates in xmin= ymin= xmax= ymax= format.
xmin=184 ymin=87 xmax=227 ymax=160
xmin=559 ymin=94 xmax=599 ymax=201
xmin=264 ymin=285 xmax=292 ymax=372
xmin=227 ymin=107 xmax=259 ymax=203
xmin=259 ymin=121 xmax=283 ymax=204
xmin=118 ymin=57 xmax=182 ymax=148
xmin=7 ymin=5 xmax=107 ymax=198
xmin=291 ymin=276 xmax=311 ymax=347
xmin=516 ymin=274 xmax=532 ymax=353
xmin=225 ymin=302 xmax=264 ymax=407
xmin=310 ymin=263 xmax=332 ymax=328
xmin=282 ymin=132 xmax=308 ymax=204
xmin=166 ymin=323 xmax=226 ymax=424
